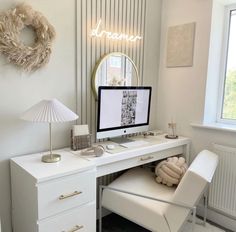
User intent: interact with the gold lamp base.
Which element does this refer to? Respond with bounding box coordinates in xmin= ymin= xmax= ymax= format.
xmin=41 ymin=154 xmax=61 ymax=163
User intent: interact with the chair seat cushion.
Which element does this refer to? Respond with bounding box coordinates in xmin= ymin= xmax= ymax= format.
xmin=102 ymin=167 xmax=176 ymax=232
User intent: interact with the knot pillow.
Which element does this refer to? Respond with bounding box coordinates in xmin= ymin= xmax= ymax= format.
xmin=155 ymin=157 xmax=188 ymax=187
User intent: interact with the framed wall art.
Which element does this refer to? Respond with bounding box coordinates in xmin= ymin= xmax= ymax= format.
xmin=166 ymin=22 xmax=196 ymax=68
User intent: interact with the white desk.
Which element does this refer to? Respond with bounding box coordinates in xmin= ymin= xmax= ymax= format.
xmin=72 ymin=134 xmax=190 ymax=177
xmin=11 ymin=134 xmax=190 ymax=232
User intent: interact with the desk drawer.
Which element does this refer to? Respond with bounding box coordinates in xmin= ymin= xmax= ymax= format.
xmin=97 ymin=146 xmax=184 ymax=177
xmin=38 ymin=202 xmax=96 ymax=232
xmin=38 ymin=170 xmax=96 ymax=219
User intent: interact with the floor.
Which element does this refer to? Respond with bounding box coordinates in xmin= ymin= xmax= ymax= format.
xmin=100 ymin=214 xmax=232 ymax=232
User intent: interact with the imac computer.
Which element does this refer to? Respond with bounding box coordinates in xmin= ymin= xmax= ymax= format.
xmin=97 ymin=86 xmax=152 ymax=143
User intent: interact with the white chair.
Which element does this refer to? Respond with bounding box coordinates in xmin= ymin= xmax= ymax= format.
xmin=99 ymin=150 xmax=218 ymax=232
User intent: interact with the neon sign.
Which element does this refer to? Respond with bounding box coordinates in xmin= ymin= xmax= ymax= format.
xmin=91 ymin=19 xmax=142 ymax=42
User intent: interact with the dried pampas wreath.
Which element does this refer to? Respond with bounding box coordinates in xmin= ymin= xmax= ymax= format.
xmin=0 ymin=3 xmax=56 ymax=72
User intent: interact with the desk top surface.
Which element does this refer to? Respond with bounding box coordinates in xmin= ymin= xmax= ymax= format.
xmin=11 ymin=150 xmax=95 ymax=183
xmin=11 ymin=134 xmax=190 ymax=183
xmin=71 ymin=134 xmax=190 ymax=166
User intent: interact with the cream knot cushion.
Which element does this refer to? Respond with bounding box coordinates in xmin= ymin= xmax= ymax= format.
xmin=155 ymin=157 xmax=188 ymax=187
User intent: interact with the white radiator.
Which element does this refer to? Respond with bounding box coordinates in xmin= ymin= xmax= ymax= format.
xmin=209 ymin=143 xmax=236 ymax=218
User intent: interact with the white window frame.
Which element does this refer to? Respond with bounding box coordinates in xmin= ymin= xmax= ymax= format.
xmin=217 ymin=4 xmax=236 ymax=124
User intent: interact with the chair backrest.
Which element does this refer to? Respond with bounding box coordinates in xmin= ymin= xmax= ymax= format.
xmin=164 ymin=150 xmax=218 ymax=232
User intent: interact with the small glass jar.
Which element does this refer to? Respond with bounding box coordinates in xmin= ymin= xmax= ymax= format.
xmin=166 ymin=122 xmax=178 ymax=139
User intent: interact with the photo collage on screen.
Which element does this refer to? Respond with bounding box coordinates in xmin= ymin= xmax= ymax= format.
xmin=121 ymin=90 xmax=137 ymax=126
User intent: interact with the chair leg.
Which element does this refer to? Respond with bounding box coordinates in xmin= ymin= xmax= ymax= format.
xmin=203 ymin=194 xmax=208 ymax=226
xmin=99 ymin=186 xmax=103 ymax=232
xmin=192 ymin=207 xmax=196 ymax=232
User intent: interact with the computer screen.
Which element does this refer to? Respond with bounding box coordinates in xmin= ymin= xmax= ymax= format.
xmin=97 ymin=86 xmax=152 ymax=139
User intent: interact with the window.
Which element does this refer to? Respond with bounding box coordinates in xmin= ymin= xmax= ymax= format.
xmin=218 ymin=6 xmax=236 ymax=123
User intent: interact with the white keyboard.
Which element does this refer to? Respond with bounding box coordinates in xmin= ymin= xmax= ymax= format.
xmin=120 ymin=140 xmax=150 ymax=148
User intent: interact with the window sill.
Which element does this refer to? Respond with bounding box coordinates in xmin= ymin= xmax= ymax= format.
xmin=191 ymin=122 xmax=236 ymax=133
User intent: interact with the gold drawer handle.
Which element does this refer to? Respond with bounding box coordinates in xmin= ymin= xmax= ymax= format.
xmin=59 ymin=191 xmax=82 ymax=200
xmin=62 ymin=225 xmax=84 ymax=232
xmin=140 ymin=156 xmax=154 ymax=161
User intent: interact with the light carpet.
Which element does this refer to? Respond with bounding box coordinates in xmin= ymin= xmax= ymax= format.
xmin=183 ymin=221 xmax=225 ymax=232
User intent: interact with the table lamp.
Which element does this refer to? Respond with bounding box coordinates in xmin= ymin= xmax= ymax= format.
xmin=21 ymin=98 xmax=78 ymax=163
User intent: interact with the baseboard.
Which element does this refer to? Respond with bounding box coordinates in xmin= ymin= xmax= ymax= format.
xmin=197 ymin=205 xmax=236 ymax=231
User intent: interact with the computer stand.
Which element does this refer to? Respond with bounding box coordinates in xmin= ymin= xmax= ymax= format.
xmin=109 ymin=136 xmax=134 ymax=144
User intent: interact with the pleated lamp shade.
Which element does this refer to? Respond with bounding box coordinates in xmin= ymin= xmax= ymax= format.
xmin=21 ymin=98 xmax=78 ymax=122
xmin=21 ymin=99 xmax=78 ymax=163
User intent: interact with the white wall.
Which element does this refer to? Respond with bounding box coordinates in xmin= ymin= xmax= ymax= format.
xmin=157 ymin=0 xmax=236 ymax=230
xmin=0 ymin=0 xmax=76 ymax=231
xmin=158 ymin=0 xmax=236 ymax=162
xmin=157 ymin=0 xmax=213 ymax=138
xmin=0 ymin=0 xmax=162 ymax=231
xmin=144 ymin=0 xmax=162 ymax=128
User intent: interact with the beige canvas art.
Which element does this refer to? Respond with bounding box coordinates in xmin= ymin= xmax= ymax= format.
xmin=166 ymin=22 xmax=196 ymax=67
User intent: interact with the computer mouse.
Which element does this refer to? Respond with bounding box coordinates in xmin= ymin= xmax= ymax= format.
xmin=106 ymin=144 xmax=116 ymax=150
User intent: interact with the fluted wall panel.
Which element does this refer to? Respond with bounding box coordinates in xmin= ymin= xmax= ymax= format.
xmin=76 ymin=0 xmax=147 ymax=138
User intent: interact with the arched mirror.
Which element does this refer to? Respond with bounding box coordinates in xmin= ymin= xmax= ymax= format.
xmin=92 ymin=52 xmax=140 ymax=100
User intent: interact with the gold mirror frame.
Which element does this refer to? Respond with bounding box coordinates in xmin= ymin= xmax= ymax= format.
xmin=91 ymin=52 xmax=140 ymax=100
